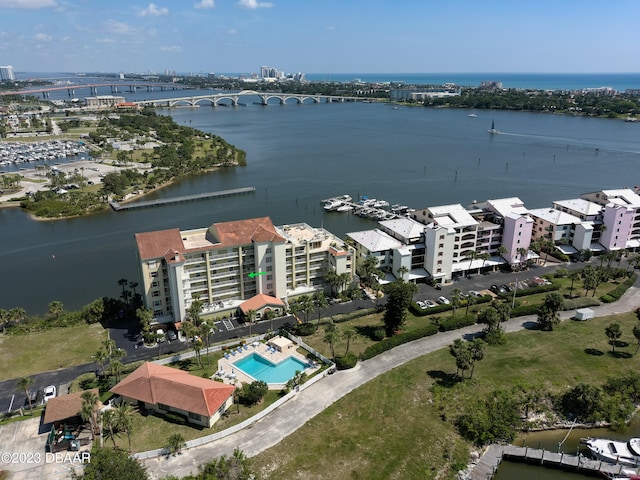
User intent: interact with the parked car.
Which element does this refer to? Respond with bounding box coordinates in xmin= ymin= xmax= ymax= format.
xmin=424 ymin=300 xmax=437 ymax=308
xmin=437 ymin=296 xmax=450 ymax=305
xmin=416 ymin=300 xmax=427 ymax=309
xmin=167 ymin=330 xmax=177 ymax=341
xmin=501 ymin=284 xmax=512 ymax=292
xmin=490 ymin=285 xmax=506 ymax=294
xmin=43 ymin=385 xmax=56 ymax=403
xmin=469 ymin=290 xmax=482 ymax=298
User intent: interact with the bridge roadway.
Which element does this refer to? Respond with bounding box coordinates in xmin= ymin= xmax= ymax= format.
xmin=0 ymin=82 xmax=190 ymax=98
xmin=135 ymin=89 xmax=383 ymax=107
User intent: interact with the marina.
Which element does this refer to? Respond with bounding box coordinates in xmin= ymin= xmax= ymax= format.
xmin=0 ymin=139 xmax=89 ymax=168
xmin=321 ymin=194 xmax=415 ymax=221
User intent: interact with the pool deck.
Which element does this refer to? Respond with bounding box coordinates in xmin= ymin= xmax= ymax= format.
xmin=215 ymin=341 xmax=319 ymax=387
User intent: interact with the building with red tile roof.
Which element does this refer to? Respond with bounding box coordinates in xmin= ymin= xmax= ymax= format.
xmin=110 ymin=362 xmax=235 ymax=428
xmin=238 ymin=293 xmax=285 ymax=319
xmin=135 ymin=218 xmax=355 ymax=323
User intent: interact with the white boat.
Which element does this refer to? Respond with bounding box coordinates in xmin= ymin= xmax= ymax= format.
xmin=323 ymin=200 xmax=342 ymax=211
xmin=488 ymin=120 xmax=499 ymax=134
xmin=336 ymin=204 xmax=353 ymax=212
xmin=582 ymin=437 xmax=640 ymax=467
xmin=467 ymin=113 xmax=477 ymax=118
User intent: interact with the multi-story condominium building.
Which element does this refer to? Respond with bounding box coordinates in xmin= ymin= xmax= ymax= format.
xmin=468 ymin=197 xmax=534 ymax=267
xmin=414 ymin=204 xmax=481 ymax=282
xmin=552 ymin=198 xmax=606 ymax=249
xmin=135 ymin=217 xmax=354 ymax=323
xmin=0 ymin=65 xmax=15 ymax=82
xmin=84 ymin=95 xmax=126 ymax=108
xmin=580 ymin=189 xmax=640 ymax=250
xmin=347 ymin=218 xmax=426 ymax=282
xmin=528 ymin=208 xmax=594 ymax=254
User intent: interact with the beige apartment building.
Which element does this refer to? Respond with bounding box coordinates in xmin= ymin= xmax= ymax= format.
xmin=135 ymin=216 xmax=355 ymax=323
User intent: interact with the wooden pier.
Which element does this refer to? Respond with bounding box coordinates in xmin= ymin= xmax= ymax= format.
xmin=470 ymin=444 xmax=631 ymax=479
xmin=109 ymin=187 xmax=255 ymax=211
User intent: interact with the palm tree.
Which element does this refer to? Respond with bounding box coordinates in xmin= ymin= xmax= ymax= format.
xmin=396 ymin=265 xmax=409 ymax=281
xmin=463 ymin=250 xmax=479 ymax=273
xmin=450 ymin=288 xmax=462 ymax=317
xmin=325 ymin=270 xmax=340 ymax=298
xmin=245 ymin=309 xmax=257 ymax=336
xmin=568 ymin=270 xmax=581 ymax=298
xmin=342 ymin=325 xmax=357 ymax=355
xmin=360 ymin=256 xmax=378 ymax=287
xmin=81 ymin=390 xmax=100 ymax=442
xmin=166 ymin=433 xmax=186 ymax=456
xmin=117 ymin=278 xmax=128 ymax=297
xmin=102 ymin=409 xmax=119 ymax=448
xmin=47 ymin=300 xmax=64 ymax=321
xmin=312 ymin=291 xmax=329 ymax=332
xmin=338 ymin=272 xmax=351 ymax=293
xmin=199 ymin=322 xmax=215 ymax=365
xmin=93 ymin=348 xmax=109 ymax=377
xmin=16 ymin=376 xmax=34 ymax=412
xmin=110 ymin=359 xmax=123 ymax=383
xmin=479 ymin=252 xmax=491 ymax=272
xmin=606 ymin=323 xmax=622 ymax=354
xmin=115 ymin=402 xmax=135 ymax=452
xmin=465 ymin=294 xmax=476 ymax=316
xmin=323 ymin=323 xmax=340 ymax=361
xmin=516 ymin=247 xmax=528 ymax=267
xmin=186 ymin=293 xmax=203 ymax=326
xmin=496 ymin=245 xmax=508 ymax=263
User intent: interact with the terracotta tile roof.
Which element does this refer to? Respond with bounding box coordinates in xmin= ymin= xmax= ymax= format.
xmin=110 ymin=363 xmax=235 ymax=417
xmin=135 ymin=229 xmax=184 ymax=260
xmin=208 ymin=217 xmax=286 ymax=247
xmin=239 ymin=293 xmax=285 ymax=314
xmin=43 ymin=388 xmax=100 ymax=425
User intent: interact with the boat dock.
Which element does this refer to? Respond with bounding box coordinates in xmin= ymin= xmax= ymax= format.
xmin=321 ymin=194 xmax=414 ymax=221
xmin=470 ymin=444 xmax=630 ymax=479
xmin=109 ymin=186 xmax=255 ymax=211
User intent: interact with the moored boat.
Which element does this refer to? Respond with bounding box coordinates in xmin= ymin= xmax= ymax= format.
xmin=581 ymin=437 xmax=640 ymax=467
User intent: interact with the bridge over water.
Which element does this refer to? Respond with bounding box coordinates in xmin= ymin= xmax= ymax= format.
xmin=0 ymin=83 xmax=190 ymax=99
xmin=135 ymin=90 xmax=383 ymax=107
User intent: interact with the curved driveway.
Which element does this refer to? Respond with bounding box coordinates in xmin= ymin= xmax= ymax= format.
xmin=143 ymin=285 xmax=640 ymax=479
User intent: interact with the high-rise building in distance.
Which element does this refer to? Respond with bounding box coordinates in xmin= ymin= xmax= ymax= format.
xmin=0 ymin=66 xmax=15 ymax=82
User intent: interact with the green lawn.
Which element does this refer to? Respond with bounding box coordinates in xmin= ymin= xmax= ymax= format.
xmin=252 ymin=311 xmax=640 ymax=480
xmin=0 ymin=323 xmax=104 ymax=381
xmin=110 ymin=390 xmax=283 ymax=453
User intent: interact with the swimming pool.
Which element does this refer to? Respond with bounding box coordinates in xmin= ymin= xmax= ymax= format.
xmin=233 ymin=353 xmax=309 ymax=384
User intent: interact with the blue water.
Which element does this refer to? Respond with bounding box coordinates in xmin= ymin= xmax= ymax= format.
xmin=303 ymin=73 xmax=640 ymax=91
xmin=233 ymin=353 xmax=309 ymax=384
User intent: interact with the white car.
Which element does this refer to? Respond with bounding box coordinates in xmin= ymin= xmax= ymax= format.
xmin=437 ymin=296 xmax=450 ymax=305
xmin=416 ymin=300 xmax=427 ymax=309
xmin=43 ymin=385 xmax=56 ymax=403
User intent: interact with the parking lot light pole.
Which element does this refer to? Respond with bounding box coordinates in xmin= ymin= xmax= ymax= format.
xmin=512 ymin=278 xmax=517 ymax=309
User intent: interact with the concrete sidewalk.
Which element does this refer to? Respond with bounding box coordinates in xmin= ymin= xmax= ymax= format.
xmin=142 ymin=284 xmax=640 ymax=479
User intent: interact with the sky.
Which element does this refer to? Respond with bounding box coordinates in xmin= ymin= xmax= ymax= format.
xmin=0 ymin=0 xmax=639 ymax=75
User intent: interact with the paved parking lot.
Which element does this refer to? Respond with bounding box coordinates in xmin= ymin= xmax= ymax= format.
xmin=413 ymin=259 xmax=574 ymax=305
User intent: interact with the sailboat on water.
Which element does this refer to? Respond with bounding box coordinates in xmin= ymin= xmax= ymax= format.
xmin=488 ymin=120 xmax=499 ymax=134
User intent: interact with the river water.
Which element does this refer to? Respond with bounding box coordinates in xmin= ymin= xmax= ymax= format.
xmin=2 ymin=97 xmax=640 ymax=314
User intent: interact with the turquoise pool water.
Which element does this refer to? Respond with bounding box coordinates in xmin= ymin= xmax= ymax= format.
xmin=233 ymin=353 xmax=309 ymax=384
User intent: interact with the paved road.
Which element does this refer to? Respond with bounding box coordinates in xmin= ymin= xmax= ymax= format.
xmin=141 ymin=277 xmax=640 ymax=480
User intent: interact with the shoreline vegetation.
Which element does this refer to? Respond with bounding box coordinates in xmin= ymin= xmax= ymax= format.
xmin=0 ymin=108 xmax=246 ymax=219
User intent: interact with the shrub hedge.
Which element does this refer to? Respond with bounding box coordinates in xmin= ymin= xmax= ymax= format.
xmin=562 ymin=297 xmax=601 ymax=310
xmin=69 ymin=372 xmax=97 ymax=393
xmin=360 ymin=324 xmax=438 ymax=361
xmin=438 ymin=315 xmax=476 ymax=332
xmin=335 ymin=352 xmax=358 ymax=370
xmin=601 ymin=274 xmax=637 ymax=303
xmin=496 ymin=282 xmax=560 ymax=300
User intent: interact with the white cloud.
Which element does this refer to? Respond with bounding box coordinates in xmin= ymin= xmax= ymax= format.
xmin=35 ymin=32 xmax=52 ymax=42
xmin=103 ymin=20 xmax=138 ymax=36
xmin=159 ymin=45 xmax=182 ymax=52
xmin=95 ymin=37 xmax=116 ymax=44
xmin=238 ymin=0 xmax=272 ymax=9
xmin=0 ymin=0 xmax=57 ymax=8
xmin=138 ymin=3 xmax=169 ymax=17
xmin=227 ymin=28 xmax=238 ymax=35
xmin=326 ymin=26 xmax=336 ymax=31
xmin=194 ymin=0 xmax=214 ymax=9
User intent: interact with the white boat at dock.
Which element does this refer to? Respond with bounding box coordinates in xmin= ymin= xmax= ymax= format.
xmin=323 ymin=199 xmax=342 ymax=211
xmin=336 ymin=204 xmax=353 ymax=212
xmin=582 ymin=437 xmax=640 ymax=467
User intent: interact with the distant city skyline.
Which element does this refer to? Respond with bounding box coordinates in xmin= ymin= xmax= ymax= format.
xmin=0 ymin=0 xmax=639 ymax=75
